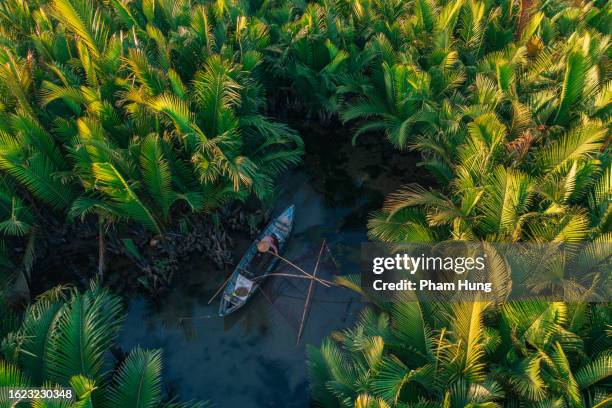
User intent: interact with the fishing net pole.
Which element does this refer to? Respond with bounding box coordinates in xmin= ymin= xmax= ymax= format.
xmin=257 ymin=241 xmax=347 ymax=344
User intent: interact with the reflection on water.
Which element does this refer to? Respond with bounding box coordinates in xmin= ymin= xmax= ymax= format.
xmin=120 ymin=135 xmax=418 ymax=406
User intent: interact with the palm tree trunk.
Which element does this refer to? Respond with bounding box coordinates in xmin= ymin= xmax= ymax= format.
xmin=98 ymin=216 xmax=105 ymax=282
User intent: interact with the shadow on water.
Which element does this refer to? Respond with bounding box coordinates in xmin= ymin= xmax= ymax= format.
xmin=119 ymin=130 xmax=426 ymax=407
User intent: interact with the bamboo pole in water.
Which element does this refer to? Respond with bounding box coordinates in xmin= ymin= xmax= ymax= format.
xmin=296 ymin=240 xmax=326 ymax=345
xmin=207 ymin=272 xmax=234 ymax=304
xmin=268 ymin=250 xmax=331 ymax=287
xmin=252 ymin=272 xmax=334 ymax=286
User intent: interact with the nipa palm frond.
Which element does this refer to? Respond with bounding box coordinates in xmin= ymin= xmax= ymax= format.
xmin=105 ymin=348 xmax=163 ymax=408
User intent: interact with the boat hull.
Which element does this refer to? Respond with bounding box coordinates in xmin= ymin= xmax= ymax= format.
xmin=219 ymin=205 xmax=295 ymax=316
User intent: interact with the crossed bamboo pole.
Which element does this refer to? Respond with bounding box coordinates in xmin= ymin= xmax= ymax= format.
xmin=208 ymin=272 xmax=235 ymax=304
xmin=267 ymin=250 xmax=331 ymax=287
xmin=253 ymin=272 xmax=332 ymax=285
xmin=295 ymin=239 xmax=326 ymax=345
xmin=207 ymin=239 xmax=334 ymax=345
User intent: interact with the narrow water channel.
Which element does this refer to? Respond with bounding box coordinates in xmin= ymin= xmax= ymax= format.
xmin=119 ymin=132 xmax=422 ymax=406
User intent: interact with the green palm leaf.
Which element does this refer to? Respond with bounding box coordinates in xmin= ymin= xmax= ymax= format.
xmin=18 ymin=298 xmax=65 ymax=384
xmin=574 ymin=353 xmax=612 ymax=390
xmin=448 ymin=301 xmax=489 ymax=383
xmin=554 ymin=41 xmax=589 ymax=125
xmin=354 ymin=393 xmax=391 ymax=408
xmin=537 ymin=121 xmax=607 ymax=173
xmin=91 ymin=163 xmax=162 ymax=234
xmin=479 ymin=166 xmax=533 ymax=239
xmin=49 ymin=0 xmax=104 ymax=57
xmin=69 ymin=375 xmax=96 ymax=408
xmin=45 ymin=284 xmax=123 ymax=384
xmin=0 ymin=136 xmax=76 ymax=210
xmin=0 ymin=359 xmax=29 ymax=387
xmin=139 ymin=134 xmax=176 ymax=221
xmin=192 ymin=56 xmax=241 ymax=137
xmin=390 ymin=296 xmax=431 ymax=359
xmin=105 ymin=348 xmax=163 ymax=408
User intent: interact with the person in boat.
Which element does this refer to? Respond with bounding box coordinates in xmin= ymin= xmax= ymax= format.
xmin=249 ymin=234 xmax=279 ymax=277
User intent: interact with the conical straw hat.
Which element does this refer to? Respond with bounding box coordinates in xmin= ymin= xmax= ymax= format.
xmin=257 ymin=240 xmax=270 ymax=252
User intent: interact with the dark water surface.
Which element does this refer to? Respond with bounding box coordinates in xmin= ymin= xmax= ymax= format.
xmin=119 ymin=133 xmax=421 ymax=407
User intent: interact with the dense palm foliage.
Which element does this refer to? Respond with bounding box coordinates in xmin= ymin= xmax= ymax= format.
xmin=0 ymin=0 xmax=303 ymax=281
xmin=1 ymin=282 xmax=205 ymax=407
xmin=295 ymin=0 xmax=611 ymax=406
xmin=308 ymin=297 xmax=611 ymax=407
xmin=256 ymin=0 xmax=611 ymax=245
xmin=333 ymin=0 xmax=611 ymax=244
xmin=0 ymin=0 xmax=609 ymax=406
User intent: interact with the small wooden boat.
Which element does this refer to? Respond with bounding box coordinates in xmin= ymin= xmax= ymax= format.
xmin=219 ymin=205 xmax=295 ymax=316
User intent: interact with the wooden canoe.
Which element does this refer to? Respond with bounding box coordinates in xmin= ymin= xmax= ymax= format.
xmin=219 ymin=205 xmax=295 ymax=316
